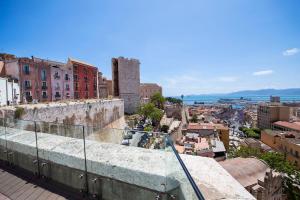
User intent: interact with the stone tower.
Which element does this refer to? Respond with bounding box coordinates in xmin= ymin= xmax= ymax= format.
xmin=112 ymin=57 xmax=140 ymax=114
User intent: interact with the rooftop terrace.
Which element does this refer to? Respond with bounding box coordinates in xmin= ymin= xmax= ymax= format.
xmin=0 ymin=119 xmax=254 ymax=200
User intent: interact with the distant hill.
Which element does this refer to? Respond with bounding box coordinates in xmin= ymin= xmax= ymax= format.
xmin=228 ymin=88 xmax=300 ymax=96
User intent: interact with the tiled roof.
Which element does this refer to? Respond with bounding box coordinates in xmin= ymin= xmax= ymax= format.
xmin=274 ymin=121 xmax=300 ymax=132
xmin=219 ymin=157 xmax=269 ymax=187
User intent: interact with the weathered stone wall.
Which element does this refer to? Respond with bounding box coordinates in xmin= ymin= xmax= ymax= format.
xmin=0 ymin=99 xmax=124 ymax=129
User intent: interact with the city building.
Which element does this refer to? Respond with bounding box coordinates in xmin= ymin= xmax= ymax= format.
xmin=112 ymin=57 xmax=140 ymax=114
xmin=270 ymin=96 xmax=280 ymax=103
xmin=261 ymin=129 xmax=300 ymax=168
xmin=67 ymin=58 xmax=98 ymax=100
xmin=139 ymin=83 xmax=162 ymax=99
xmin=183 ymin=122 xmax=230 ymax=150
xmin=0 ymin=77 xmax=20 ymax=106
xmin=257 ymin=104 xmax=290 ymax=129
xmin=98 ymin=72 xmax=108 ymax=98
xmin=33 ymin=57 xmax=73 ymax=101
xmin=4 ymin=57 xmax=52 ymax=102
xmin=273 ymin=121 xmax=300 ymax=133
xmin=220 ymin=157 xmax=284 ymax=200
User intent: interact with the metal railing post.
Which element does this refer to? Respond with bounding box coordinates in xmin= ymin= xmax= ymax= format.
xmin=166 ymin=136 xmax=205 ymax=200
xmin=34 ymin=121 xmax=40 ymax=176
xmin=4 ymin=118 xmax=8 ymax=162
xmin=82 ymin=126 xmax=89 ymax=195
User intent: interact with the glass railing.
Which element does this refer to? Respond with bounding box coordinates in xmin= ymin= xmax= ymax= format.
xmin=0 ymin=118 xmax=205 ymax=200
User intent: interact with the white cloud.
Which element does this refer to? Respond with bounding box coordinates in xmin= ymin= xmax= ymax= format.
xmin=252 ymin=70 xmax=273 ymax=76
xmin=217 ymin=76 xmax=238 ymax=82
xmin=283 ymin=48 xmax=299 ymax=56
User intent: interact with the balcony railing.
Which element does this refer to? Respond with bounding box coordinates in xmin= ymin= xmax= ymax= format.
xmin=41 ymin=85 xmax=47 ymax=90
xmin=55 ymin=94 xmax=61 ymax=98
xmin=24 ymin=85 xmax=32 ymax=89
xmin=0 ymin=118 xmax=206 ymax=200
xmin=24 ymin=70 xmax=30 ymax=75
xmin=42 ymin=95 xmax=48 ymax=99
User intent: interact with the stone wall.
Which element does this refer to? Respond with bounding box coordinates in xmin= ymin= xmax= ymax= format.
xmin=0 ymin=99 xmax=124 ymax=129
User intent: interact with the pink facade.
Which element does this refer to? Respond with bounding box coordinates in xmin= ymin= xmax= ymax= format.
xmin=50 ymin=62 xmax=73 ymax=101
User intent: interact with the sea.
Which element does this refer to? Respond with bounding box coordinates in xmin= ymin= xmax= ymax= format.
xmin=180 ymin=95 xmax=300 ymax=105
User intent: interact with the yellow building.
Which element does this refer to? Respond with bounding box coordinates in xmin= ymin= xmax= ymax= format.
xmin=261 ymin=129 xmax=300 ymax=168
xmin=257 ymin=104 xmax=290 ymax=129
xmin=215 ymin=124 xmax=230 ymax=151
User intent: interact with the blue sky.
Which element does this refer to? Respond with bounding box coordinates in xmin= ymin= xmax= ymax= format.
xmin=1 ymin=0 xmax=300 ymax=96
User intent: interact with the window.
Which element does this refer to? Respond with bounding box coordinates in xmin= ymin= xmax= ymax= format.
xmin=24 ymin=80 xmax=31 ymax=88
xmin=25 ymin=91 xmax=31 ymax=97
xmin=296 ymin=151 xmax=299 ymax=158
xmin=55 ymin=92 xmax=60 ymax=98
xmin=75 ymin=82 xmax=78 ymax=90
xmin=56 ymin=83 xmax=60 ymax=90
xmin=23 ymin=65 xmax=30 ymax=74
xmin=42 ymin=91 xmax=47 ymax=98
xmin=54 ymin=71 xmax=60 ymax=79
xmin=42 ymin=81 xmax=47 ymax=90
xmin=65 ymin=74 xmax=69 ymax=80
xmin=41 ymin=69 xmax=46 ymax=81
xmin=74 ymin=74 xmax=78 ymax=81
xmin=66 ymin=84 xmax=70 ymax=90
xmin=74 ymin=92 xmax=79 ymax=99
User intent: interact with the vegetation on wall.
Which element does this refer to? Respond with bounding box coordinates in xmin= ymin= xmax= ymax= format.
xmin=14 ymin=107 xmax=25 ymax=119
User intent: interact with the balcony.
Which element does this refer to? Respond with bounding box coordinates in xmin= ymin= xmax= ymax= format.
xmin=55 ymin=94 xmax=61 ymax=99
xmin=54 ymin=74 xmax=60 ymax=79
xmin=42 ymin=95 xmax=48 ymax=99
xmin=0 ymin=118 xmax=254 ymax=200
xmin=65 ymin=87 xmax=70 ymax=91
xmin=24 ymin=85 xmax=32 ymax=90
xmin=41 ymin=85 xmax=47 ymax=90
xmin=55 ymin=86 xmax=60 ymax=90
xmin=24 ymin=70 xmax=30 ymax=75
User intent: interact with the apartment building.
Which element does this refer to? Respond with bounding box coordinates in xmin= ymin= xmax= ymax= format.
xmin=0 ymin=77 xmax=20 ymax=106
xmin=261 ymin=129 xmax=300 ymax=168
xmin=33 ymin=57 xmax=74 ymax=101
xmin=257 ymin=104 xmax=290 ymax=129
xmin=4 ymin=57 xmax=52 ymax=102
xmin=67 ymin=58 xmax=98 ymax=100
xmin=112 ymin=57 xmax=140 ymax=114
xmin=140 ymin=83 xmax=162 ymax=99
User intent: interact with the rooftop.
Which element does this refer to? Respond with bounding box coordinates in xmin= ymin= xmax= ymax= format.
xmin=219 ymin=157 xmax=271 ymax=188
xmin=274 ymin=121 xmax=300 ymax=132
xmin=68 ymin=57 xmax=96 ymax=68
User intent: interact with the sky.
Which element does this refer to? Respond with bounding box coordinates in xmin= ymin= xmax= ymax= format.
xmin=1 ymin=0 xmax=300 ymax=96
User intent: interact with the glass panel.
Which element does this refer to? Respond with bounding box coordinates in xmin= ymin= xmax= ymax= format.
xmin=35 ymin=121 xmax=87 ymax=192
xmin=165 ymin=136 xmax=203 ymax=200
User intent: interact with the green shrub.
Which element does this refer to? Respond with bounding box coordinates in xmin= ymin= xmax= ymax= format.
xmin=14 ymin=107 xmax=25 ymax=119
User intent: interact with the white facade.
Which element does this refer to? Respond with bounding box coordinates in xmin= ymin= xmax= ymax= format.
xmin=0 ymin=77 xmax=20 ymax=106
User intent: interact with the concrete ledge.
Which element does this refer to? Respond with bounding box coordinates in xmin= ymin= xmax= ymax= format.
xmin=0 ymin=128 xmax=254 ymax=200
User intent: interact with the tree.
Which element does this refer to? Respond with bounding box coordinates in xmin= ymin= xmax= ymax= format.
xmin=149 ymin=107 xmax=163 ymax=125
xmin=190 ymin=114 xmax=198 ymax=123
xmin=139 ymin=103 xmax=156 ymax=119
xmin=138 ymin=103 xmax=163 ymax=126
xmin=165 ymin=97 xmax=182 ymax=104
xmin=144 ymin=125 xmax=153 ymax=132
xmin=150 ymin=93 xmax=165 ymax=109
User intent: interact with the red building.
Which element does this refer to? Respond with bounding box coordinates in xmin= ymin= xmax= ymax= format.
xmin=67 ymin=58 xmax=98 ymax=99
